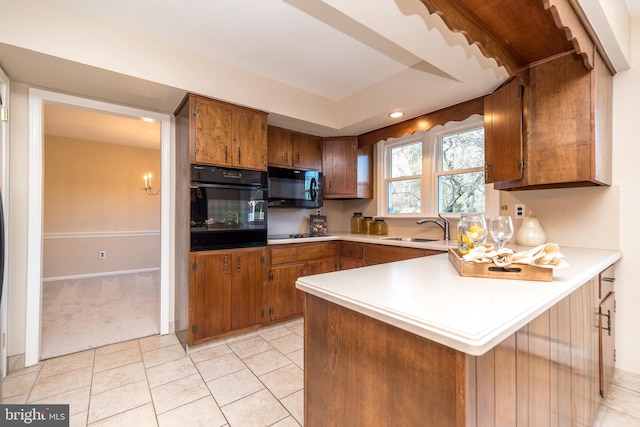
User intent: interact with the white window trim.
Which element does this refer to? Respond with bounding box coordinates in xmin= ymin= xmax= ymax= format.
xmin=375 ymin=114 xmax=499 ymax=219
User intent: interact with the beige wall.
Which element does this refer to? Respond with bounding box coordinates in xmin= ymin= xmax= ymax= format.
xmin=44 ymin=136 xmax=160 ymax=233
xmin=42 ymin=136 xmax=160 ymax=278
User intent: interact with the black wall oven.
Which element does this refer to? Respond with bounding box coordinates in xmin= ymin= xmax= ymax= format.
xmin=190 ymin=164 xmax=267 ymax=251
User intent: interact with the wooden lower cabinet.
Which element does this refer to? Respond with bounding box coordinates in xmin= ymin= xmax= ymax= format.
xmin=338 ymin=241 xmax=443 ymax=268
xmin=268 ymin=242 xmax=337 ymax=322
xmin=304 ymin=274 xmax=610 ymax=426
xmin=599 ymin=265 xmax=616 ymax=398
xmin=188 ymin=247 xmax=266 ymax=346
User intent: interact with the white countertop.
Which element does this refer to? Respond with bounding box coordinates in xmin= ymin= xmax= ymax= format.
xmin=296 ymin=243 xmax=621 ymax=356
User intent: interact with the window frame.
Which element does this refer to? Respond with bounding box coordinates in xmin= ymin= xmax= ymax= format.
xmin=376 ymin=114 xmax=498 ymax=219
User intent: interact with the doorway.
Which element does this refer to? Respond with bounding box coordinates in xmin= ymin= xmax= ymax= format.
xmin=25 ymin=89 xmax=172 ymax=365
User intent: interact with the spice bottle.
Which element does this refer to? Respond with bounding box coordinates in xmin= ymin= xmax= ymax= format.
xmin=350 ymin=212 xmax=363 ymax=234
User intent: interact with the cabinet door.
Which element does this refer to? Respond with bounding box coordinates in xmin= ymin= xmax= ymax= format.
xmin=323 ymin=137 xmax=357 ymax=197
xmin=293 ymin=133 xmax=322 ymax=170
xmin=599 ymin=291 xmax=615 ymax=397
xmin=233 ymin=108 xmax=268 ymax=170
xmin=267 ymin=127 xmax=293 ymax=167
xmin=269 ymin=262 xmax=306 ymax=321
xmin=230 ymin=249 xmax=264 ymax=331
xmin=190 ymin=252 xmax=231 ymax=343
xmin=484 ymin=77 xmax=524 ymax=184
xmin=193 ymin=97 xmax=233 ymax=166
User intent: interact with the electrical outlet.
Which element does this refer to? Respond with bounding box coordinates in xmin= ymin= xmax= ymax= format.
xmin=99 ymin=251 xmax=106 ymax=259
xmin=515 ymin=204 xmax=526 ymax=218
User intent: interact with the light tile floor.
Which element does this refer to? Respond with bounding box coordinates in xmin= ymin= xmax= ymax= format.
xmin=1 ymin=318 xmax=304 ymax=427
xmin=3 ymin=316 xmax=640 ymax=426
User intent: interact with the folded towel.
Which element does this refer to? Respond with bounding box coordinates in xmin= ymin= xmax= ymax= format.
xmin=462 ymin=243 xmax=569 ymax=269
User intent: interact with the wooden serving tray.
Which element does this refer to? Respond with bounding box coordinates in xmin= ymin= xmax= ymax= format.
xmin=448 ymin=248 xmax=553 ymax=282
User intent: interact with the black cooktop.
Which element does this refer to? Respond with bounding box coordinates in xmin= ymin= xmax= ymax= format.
xmin=268 ymin=233 xmax=332 ymax=240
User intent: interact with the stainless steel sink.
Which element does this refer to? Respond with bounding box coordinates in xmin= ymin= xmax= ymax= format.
xmin=382 ymin=237 xmax=439 ymax=242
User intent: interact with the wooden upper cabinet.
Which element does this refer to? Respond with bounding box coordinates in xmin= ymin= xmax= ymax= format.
xmin=267 ymin=126 xmax=322 ymax=170
xmin=177 ymin=94 xmax=267 ymax=170
xmin=267 ymin=127 xmax=293 ymax=167
xmin=493 ymin=51 xmax=612 ymax=190
xmin=292 ymin=133 xmax=322 ymax=170
xmin=233 ymin=107 xmax=268 ymax=170
xmin=323 ymin=136 xmax=372 ymax=199
xmin=193 ymin=97 xmax=233 ymax=166
xmin=484 ymin=77 xmax=524 ymax=184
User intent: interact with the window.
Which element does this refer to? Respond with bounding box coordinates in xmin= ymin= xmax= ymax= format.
xmin=377 ymin=115 xmax=495 ymax=217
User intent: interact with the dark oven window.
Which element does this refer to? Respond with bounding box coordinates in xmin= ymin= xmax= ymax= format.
xmin=190 ymin=185 xmax=267 ymax=251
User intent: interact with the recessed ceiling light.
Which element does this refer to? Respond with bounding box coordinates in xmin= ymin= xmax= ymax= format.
xmin=389 ymin=111 xmax=404 ymax=119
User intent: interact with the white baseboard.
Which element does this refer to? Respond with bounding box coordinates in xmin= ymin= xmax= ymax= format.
xmin=43 ymin=267 xmax=160 ymax=283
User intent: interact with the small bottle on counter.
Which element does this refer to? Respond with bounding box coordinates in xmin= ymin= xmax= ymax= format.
xmin=350 ymin=212 xmax=363 ymax=234
xmin=371 ymin=218 xmax=388 ymax=235
xmin=361 ymin=216 xmax=373 ymax=234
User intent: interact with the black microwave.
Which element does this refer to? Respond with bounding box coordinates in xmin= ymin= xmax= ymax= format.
xmin=268 ymin=167 xmax=323 ymax=208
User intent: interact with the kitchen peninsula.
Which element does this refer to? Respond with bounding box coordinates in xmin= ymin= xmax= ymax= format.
xmin=296 ymin=246 xmax=621 ymax=426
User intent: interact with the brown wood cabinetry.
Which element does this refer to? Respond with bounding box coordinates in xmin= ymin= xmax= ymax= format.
xmin=489 ymin=52 xmax=612 ymax=190
xmin=304 ymin=273 xmax=609 ymax=426
xmin=175 ymin=94 xmax=268 ymax=170
xmin=188 ymin=247 xmax=266 ymax=346
xmin=338 ymin=242 xmax=364 ymax=270
xmin=484 ymin=77 xmax=524 ymax=184
xmin=268 ymin=242 xmax=337 ymax=322
xmin=364 ymin=243 xmax=442 ymax=266
xmin=599 ymin=265 xmax=616 ymax=398
xmin=338 ymin=241 xmax=443 ymax=269
xmin=323 ymin=137 xmax=372 ymax=199
xmin=267 ymin=126 xmax=322 ymax=170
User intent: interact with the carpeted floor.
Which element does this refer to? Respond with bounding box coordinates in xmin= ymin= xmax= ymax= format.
xmin=41 ymin=271 xmax=160 ymax=359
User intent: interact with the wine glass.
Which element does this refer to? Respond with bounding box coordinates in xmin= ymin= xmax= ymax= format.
xmin=463 ymin=213 xmax=487 ymax=249
xmin=489 ymin=216 xmax=514 ymax=249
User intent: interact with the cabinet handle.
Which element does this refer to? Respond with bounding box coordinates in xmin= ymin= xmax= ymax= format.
xmin=296 ymin=152 xmax=300 ymax=164
xmin=284 ymin=151 xmax=288 ymax=163
xmin=602 ymin=277 xmax=616 ymax=283
xmin=238 ymin=147 xmax=242 ymax=164
xmin=224 ymin=146 xmax=228 ymax=163
xmin=237 ymin=256 xmax=241 ymax=272
xmin=600 ymin=309 xmax=612 ymax=336
xmin=224 ymin=256 xmax=228 ymax=274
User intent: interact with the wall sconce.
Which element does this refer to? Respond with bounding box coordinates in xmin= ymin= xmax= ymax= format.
xmin=143 ymin=173 xmax=160 ymax=196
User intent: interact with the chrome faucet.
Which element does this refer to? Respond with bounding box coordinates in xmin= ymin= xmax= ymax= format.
xmin=416 ymin=213 xmax=450 ymax=241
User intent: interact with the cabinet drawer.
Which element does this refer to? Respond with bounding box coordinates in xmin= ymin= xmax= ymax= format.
xmin=339 ymin=242 xmax=364 ymax=259
xmin=364 ymin=244 xmax=428 ymax=265
xmin=271 ymin=242 xmax=337 ymax=265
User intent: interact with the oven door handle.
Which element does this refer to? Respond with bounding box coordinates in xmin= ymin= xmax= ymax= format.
xmin=190 ymin=183 xmax=266 ymax=191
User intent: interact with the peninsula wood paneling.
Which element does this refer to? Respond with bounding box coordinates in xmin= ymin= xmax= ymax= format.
xmin=303 ymin=274 xmax=607 ymax=426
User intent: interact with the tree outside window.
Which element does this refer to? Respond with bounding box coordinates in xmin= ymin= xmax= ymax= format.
xmin=377 ymin=115 xmax=486 ymax=217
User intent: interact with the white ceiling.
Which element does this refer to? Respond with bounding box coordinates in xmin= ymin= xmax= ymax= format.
xmin=5 ymin=0 xmax=635 ymax=147
xmin=29 ymin=0 xmax=508 ymax=147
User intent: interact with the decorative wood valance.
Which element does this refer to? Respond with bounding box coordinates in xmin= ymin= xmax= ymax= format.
xmin=418 ymin=0 xmax=597 ymax=78
xmin=357 ymin=97 xmax=483 ymax=147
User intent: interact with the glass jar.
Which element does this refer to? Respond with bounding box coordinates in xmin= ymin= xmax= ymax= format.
xmin=360 ymin=216 xmax=373 ymax=234
xmin=371 ymin=218 xmax=388 ymax=235
xmin=350 ymin=212 xmax=363 ymax=234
